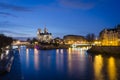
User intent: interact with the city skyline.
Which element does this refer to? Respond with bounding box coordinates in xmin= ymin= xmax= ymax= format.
xmin=0 ymin=0 xmax=120 ymax=38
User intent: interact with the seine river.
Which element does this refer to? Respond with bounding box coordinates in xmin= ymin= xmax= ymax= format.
xmin=1 ymin=46 xmax=120 ymax=80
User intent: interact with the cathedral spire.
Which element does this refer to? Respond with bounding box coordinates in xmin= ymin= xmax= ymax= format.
xmin=44 ymin=25 xmax=48 ymax=33
xmin=37 ymin=28 xmax=41 ymax=34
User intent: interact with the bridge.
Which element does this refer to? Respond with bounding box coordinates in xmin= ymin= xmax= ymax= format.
xmin=12 ymin=41 xmax=30 ymax=46
xmin=71 ymin=43 xmax=93 ymax=49
xmin=11 ymin=41 xmax=30 ymax=49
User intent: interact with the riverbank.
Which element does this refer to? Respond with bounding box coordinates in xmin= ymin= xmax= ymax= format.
xmin=0 ymin=50 xmax=14 ymax=74
xmin=87 ymin=46 xmax=120 ymax=56
xmin=0 ymin=49 xmax=22 ymax=80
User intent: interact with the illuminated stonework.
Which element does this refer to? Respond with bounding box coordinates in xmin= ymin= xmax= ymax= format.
xmin=100 ymin=25 xmax=120 ymax=46
xmin=37 ymin=27 xmax=52 ymax=42
xmin=63 ymin=35 xmax=87 ymax=44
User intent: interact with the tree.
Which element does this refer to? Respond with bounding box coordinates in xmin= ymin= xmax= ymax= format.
xmin=27 ymin=38 xmax=31 ymax=42
xmin=32 ymin=38 xmax=37 ymax=43
xmin=0 ymin=34 xmax=13 ymax=52
xmin=26 ymin=38 xmax=32 ymax=44
xmin=86 ymin=33 xmax=95 ymax=44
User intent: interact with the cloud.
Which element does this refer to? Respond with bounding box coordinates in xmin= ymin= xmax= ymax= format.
xmin=0 ymin=21 xmax=30 ymax=28
xmin=0 ymin=12 xmax=17 ymax=17
xmin=0 ymin=21 xmax=35 ymax=37
xmin=0 ymin=30 xmax=29 ymax=36
xmin=0 ymin=2 xmax=31 ymax=11
xmin=0 ymin=21 xmax=18 ymax=27
xmin=58 ymin=0 xmax=100 ymax=9
xmin=0 ymin=21 xmax=33 ymax=31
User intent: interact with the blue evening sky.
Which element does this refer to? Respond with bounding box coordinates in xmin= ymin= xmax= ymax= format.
xmin=0 ymin=0 xmax=120 ymax=38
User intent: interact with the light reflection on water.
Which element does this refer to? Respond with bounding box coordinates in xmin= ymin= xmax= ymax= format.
xmin=67 ymin=48 xmax=87 ymax=78
xmin=56 ymin=49 xmax=64 ymax=72
xmin=94 ymin=55 xmax=104 ymax=80
xmin=93 ymin=55 xmax=118 ymax=80
xmin=19 ymin=47 xmax=120 ymax=80
xmin=108 ymin=57 xmax=117 ymax=80
xmin=26 ymin=48 xmax=29 ymax=68
xmin=34 ymin=48 xmax=39 ymax=70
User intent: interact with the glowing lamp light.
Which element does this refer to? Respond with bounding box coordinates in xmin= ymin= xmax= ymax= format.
xmin=17 ymin=41 xmax=21 ymax=44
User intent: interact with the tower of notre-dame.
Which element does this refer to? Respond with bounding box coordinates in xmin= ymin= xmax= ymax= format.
xmin=37 ymin=27 xmax=52 ymax=42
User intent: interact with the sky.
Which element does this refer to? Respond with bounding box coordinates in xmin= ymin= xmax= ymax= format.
xmin=0 ymin=0 xmax=120 ymax=38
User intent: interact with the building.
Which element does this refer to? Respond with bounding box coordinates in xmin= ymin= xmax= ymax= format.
xmin=99 ymin=25 xmax=120 ymax=46
xmin=37 ymin=27 xmax=52 ymax=42
xmin=53 ymin=37 xmax=64 ymax=44
xmin=63 ymin=35 xmax=87 ymax=44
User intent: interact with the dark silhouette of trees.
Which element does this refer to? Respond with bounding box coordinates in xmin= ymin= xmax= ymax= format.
xmin=0 ymin=34 xmax=13 ymax=52
xmin=32 ymin=38 xmax=37 ymax=43
xmin=27 ymin=38 xmax=31 ymax=42
xmin=86 ymin=33 xmax=95 ymax=44
xmin=26 ymin=38 xmax=38 ymax=44
xmin=26 ymin=38 xmax=32 ymax=44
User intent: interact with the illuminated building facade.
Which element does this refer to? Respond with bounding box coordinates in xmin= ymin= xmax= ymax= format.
xmin=37 ymin=27 xmax=52 ymax=42
xmin=100 ymin=25 xmax=120 ymax=46
xmin=63 ymin=35 xmax=87 ymax=44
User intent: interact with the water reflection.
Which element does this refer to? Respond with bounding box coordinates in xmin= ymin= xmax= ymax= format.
xmin=79 ymin=49 xmax=86 ymax=73
xmin=56 ymin=49 xmax=59 ymax=54
xmin=56 ymin=49 xmax=64 ymax=72
xmin=67 ymin=48 xmax=72 ymax=75
xmin=56 ymin=49 xmax=60 ymax=71
xmin=18 ymin=47 xmax=120 ymax=80
xmin=26 ymin=48 xmax=29 ymax=67
xmin=93 ymin=55 xmax=118 ymax=80
xmin=67 ymin=48 xmax=87 ymax=76
xmin=60 ymin=49 xmax=63 ymax=54
xmin=34 ymin=48 xmax=39 ymax=70
xmin=94 ymin=55 xmax=104 ymax=80
xmin=108 ymin=57 xmax=117 ymax=80
xmin=68 ymin=48 xmax=72 ymax=54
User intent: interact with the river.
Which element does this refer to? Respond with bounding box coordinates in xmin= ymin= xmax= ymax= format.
xmin=1 ymin=46 xmax=120 ymax=80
